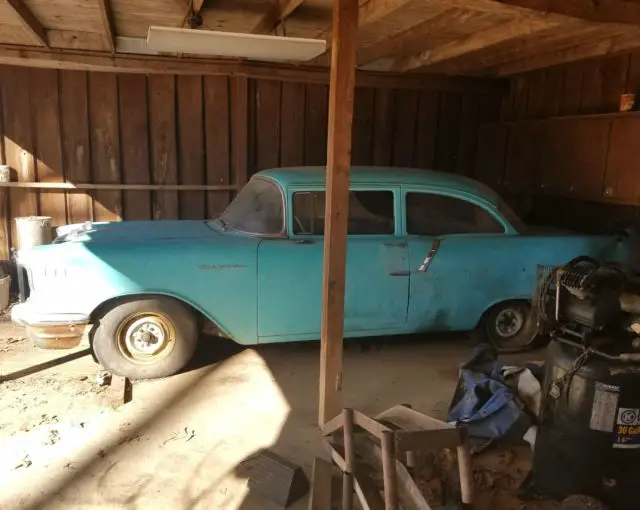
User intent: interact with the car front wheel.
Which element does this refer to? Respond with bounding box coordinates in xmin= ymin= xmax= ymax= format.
xmin=92 ymin=296 xmax=198 ymax=380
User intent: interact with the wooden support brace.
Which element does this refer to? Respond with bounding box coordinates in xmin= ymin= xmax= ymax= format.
xmin=307 ymin=457 xmax=333 ymax=510
xmin=102 ymin=375 xmax=133 ymax=407
xmin=318 ymin=0 xmax=359 ymax=427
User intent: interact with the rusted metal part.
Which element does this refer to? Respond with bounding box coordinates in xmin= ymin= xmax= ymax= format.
xmin=417 ymin=239 xmax=440 ymax=273
xmin=27 ymin=323 xmax=90 ymax=349
xmin=342 ymin=408 xmax=355 ymax=510
xmin=381 ymin=430 xmax=399 ymax=510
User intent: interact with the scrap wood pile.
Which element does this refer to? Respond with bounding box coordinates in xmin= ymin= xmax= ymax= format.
xmin=311 ymin=404 xmax=556 ymax=510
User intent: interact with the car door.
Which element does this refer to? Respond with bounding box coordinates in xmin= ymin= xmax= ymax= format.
xmin=402 ymin=188 xmax=515 ymax=332
xmin=257 ymin=185 xmax=409 ymax=341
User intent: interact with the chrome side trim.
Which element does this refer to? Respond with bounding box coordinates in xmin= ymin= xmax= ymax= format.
xmin=417 ymin=239 xmax=440 ymax=273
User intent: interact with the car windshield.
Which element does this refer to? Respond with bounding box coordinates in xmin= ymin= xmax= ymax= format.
xmin=216 ymin=177 xmax=284 ymax=235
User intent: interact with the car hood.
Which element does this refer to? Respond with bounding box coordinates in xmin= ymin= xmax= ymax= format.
xmin=53 ymin=220 xmax=219 ymax=243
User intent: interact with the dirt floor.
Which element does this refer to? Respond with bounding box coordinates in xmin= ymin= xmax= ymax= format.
xmin=0 ymin=311 xmax=558 ymax=510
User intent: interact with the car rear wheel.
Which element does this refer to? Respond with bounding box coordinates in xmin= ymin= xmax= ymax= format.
xmin=483 ymin=300 xmax=539 ymax=353
xmin=92 ymin=296 xmax=198 ymax=379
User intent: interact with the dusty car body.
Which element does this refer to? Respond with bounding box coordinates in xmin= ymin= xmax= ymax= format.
xmin=12 ymin=167 xmax=628 ymax=378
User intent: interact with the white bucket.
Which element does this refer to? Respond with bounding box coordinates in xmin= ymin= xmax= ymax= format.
xmin=0 ymin=275 xmax=10 ymax=312
xmin=15 ymin=216 xmax=53 ymax=249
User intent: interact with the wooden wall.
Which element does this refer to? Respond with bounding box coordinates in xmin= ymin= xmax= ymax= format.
xmin=0 ymin=64 xmax=501 ymax=259
xmin=476 ymin=52 xmax=640 ymax=232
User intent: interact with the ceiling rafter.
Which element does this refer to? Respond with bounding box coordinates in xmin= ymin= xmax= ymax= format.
xmin=6 ymin=0 xmax=48 ymax=47
xmin=393 ymin=15 xmax=563 ymax=72
xmin=252 ymin=0 xmax=305 ymax=34
xmin=494 ymin=0 xmax=640 ymax=26
xmin=492 ymin=28 xmax=640 ymax=75
xmin=97 ymin=0 xmax=116 ymax=53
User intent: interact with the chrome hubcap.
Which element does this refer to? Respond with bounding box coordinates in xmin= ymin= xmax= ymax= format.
xmin=495 ymin=308 xmax=524 ymax=338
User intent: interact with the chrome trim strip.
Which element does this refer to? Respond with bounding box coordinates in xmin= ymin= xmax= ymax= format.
xmin=418 ymin=239 xmax=440 ymax=273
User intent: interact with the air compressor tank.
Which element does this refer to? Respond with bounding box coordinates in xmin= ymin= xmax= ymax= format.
xmin=533 ymin=340 xmax=640 ymax=509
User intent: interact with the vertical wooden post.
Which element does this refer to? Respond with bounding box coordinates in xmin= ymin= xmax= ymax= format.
xmin=381 ymin=430 xmax=399 ymax=510
xmin=318 ymin=0 xmax=359 ymax=426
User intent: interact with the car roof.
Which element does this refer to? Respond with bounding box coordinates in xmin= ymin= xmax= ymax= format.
xmin=256 ymin=166 xmax=502 ymax=206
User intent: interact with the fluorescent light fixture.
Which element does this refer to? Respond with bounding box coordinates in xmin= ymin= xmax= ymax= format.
xmin=146 ymin=26 xmax=327 ymax=62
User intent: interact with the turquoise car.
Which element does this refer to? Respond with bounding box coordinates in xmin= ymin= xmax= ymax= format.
xmin=11 ymin=167 xmax=626 ymax=379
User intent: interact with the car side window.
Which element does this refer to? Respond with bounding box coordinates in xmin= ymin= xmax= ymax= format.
xmin=293 ymin=190 xmax=394 ymax=235
xmin=406 ymin=192 xmax=504 ymax=236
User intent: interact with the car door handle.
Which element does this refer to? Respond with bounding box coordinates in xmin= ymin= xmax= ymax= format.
xmin=382 ymin=242 xmax=406 ymax=248
xmin=293 ymin=238 xmax=314 ymax=244
xmin=389 ymin=270 xmax=411 ymax=277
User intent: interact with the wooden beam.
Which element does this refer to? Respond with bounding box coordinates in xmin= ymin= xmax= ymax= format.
xmin=493 ymin=29 xmax=640 ymax=75
xmin=6 ymin=0 xmax=48 ymax=47
xmin=0 ymin=46 xmax=505 ymax=92
xmin=97 ymin=0 xmax=116 ymax=53
xmin=318 ymin=0 xmax=358 ymax=426
xmin=394 ymin=16 xmax=562 ymax=72
xmin=495 ymin=0 xmax=640 ymax=25
xmin=252 ymin=0 xmax=304 ymax=34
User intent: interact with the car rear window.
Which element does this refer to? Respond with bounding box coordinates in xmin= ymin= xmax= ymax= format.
xmin=405 ymin=192 xmax=504 ymax=235
xmin=293 ymin=190 xmax=395 ymax=235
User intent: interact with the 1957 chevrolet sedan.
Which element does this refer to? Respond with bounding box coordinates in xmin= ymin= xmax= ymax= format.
xmin=12 ymin=167 xmax=627 ymax=379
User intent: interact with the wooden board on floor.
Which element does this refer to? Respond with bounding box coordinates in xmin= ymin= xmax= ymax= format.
xmin=118 ymin=73 xmax=151 ymax=221
xmin=204 ymin=75 xmax=231 ymax=217
xmin=30 ymin=68 xmax=66 ymax=228
xmin=177 ymin=75 xmax=206 ymax=220
xmin=89 ymin=72 xmax=122 ymax=221
xmin=60 ymin=70 xmax=93 ymax=225
xmin=148 ymin=74 xmax=179 ymax=220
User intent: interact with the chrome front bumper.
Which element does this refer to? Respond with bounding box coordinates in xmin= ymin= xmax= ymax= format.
xmin=12 ymin=302 xmax=91 ymax=349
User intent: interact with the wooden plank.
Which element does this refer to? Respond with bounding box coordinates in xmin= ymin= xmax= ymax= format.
xmin=603 ymin=117 xmax=640 ymax=201
xmin=495 ymin=0 xmax=640 ymax=25
xmin=230 ymin=76 xmax=249 ymax=185
xmin=435 ymin=91 xmax=461 ymax=174
xmin=504 ymin=124 xmax=539 ymax=192
xmin=601 ymin=54 xmax=630 ymax=112
xmin=394 ymin=428 xmax=462 ymax=452
xmin=560 ymin=63 xmax=583 ymax=116
xmin=89 ymin=72 xmax=121 ymax=222
xmin=148 ymin=75 xmax=179 ymax=220
xmin=0 ymin=80 xmax=8 ymax=259
xmin=97 ymin=0 xmax=116 ymax=52
xmin=578 ymin=61 xmax=604 ymax=114
xmin=280 ymin=81 xmax=305 ymax=167
xmin=307 ymin=457 xmax=333 ymax=510
xmin=372 ymin=88 xmax=394 ymax=166
xmin=392 ymin=90 xmax=418 ymax=167
xmin=204 ymin=75 xmax=232 ymax=217
xmin=525 ymin=69 xmax=546 ymax=119
xmin=1 ymin=65 xmax=37 ymax=250
xmin=376 ymin=405 xmax=455 ymax=432
xmin=414 ymin=90 xmax=438 ymax=169
xmin=6 ymin=0 xmax=48 ymax=47
xmin=456 ymin=95 xmax=480 ymax=176
xmin=353 ymin=410 xmax=391 ymax=438
xmin=0 ymin=182 xmax=237 ymax=191
xmin=0 ymin=46 xmax=506 ymax=94
xmin=511 ymin=74 xmax=529 ymax=119
xmin=118 ymin=73 xmax=151 ymax=220
xmin=256 ymin=79 xmax=281 ymax=171
xmin=475 ymin=123 xmax=507 ymax=187
xmin=177 ymin=75 xmax=205 ymax=220
xmin=319 ymin=0 xmax=358 ymax=426
xmin=59 ymin=70 xmax=92 ymax=225
xmin=30 ymin=68 xmax=66 ymax=227
xmin=252 ymin=0 xmax=304 ymax=34
xmin=351 ymin=87 xmax=374 ymax=166
xmin=304 ymin=83 xmax=329 ymax=166
xmin=626 ymin=51 xmax=640 ymax=95
xmin=541 ymin=66 xmax=564 ymax=118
